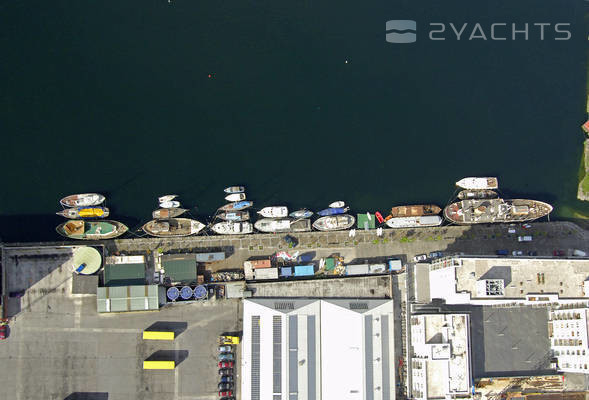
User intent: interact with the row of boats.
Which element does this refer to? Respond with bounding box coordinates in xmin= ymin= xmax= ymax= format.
xmin=52 ymin=177 xmax=554 ymax=240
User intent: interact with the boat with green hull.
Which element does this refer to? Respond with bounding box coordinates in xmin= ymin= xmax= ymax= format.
xmin=56 ymin=220 xmax=128 ymax=240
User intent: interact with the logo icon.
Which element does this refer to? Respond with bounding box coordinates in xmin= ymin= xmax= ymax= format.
xmin=386 ymin=20 xmax=417 ymax=43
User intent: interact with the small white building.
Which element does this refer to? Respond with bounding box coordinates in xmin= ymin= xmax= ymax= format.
xmin=241 ymin=298 xmax=396 ymax=400
xmin=410 ymin=314 xmax=472 ymax=400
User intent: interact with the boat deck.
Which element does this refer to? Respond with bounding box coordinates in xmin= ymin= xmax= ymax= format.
xmin=444 ymin=199 xmax=553 ymax=224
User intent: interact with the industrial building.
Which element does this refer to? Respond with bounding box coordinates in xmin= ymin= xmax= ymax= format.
xmin=241 ymin=298 xmax=396 ymax=400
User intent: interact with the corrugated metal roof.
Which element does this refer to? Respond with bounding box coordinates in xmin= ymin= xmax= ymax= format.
xmin=96 ymin=285 xmax=161 ymax=313
xmin=162 ymin=259 xmax=197 ymax=284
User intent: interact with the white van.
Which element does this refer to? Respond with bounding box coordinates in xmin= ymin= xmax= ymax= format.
xmin=573 ymin=249 xmax=587 ymax=257
xmin=518 ymin=236 xmax=533 ymax=242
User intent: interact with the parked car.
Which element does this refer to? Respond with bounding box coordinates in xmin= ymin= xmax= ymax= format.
xmin=528 ymin=251 xmax=538 ymax=256
xmin=496 ymin=249 xmax=508 ymax=256
xmin=518 ymin=236 xmax=532 ymax=242
xmin=512 ymin=250 xmax=523 ymax=256
xmin=218 ymin=345 xmax=232 ymax=353
xmin=573 ymin=249 xmax=587 ymax=257
xmin=219 ymin=391 xmax=233 ymax=397
xmin=413 ymin=254 xmax=427 ymax=262
xmin=218 ymin=383 xmax=234 ymax=390
xmin=522 ymin=223 xmax=532 ymax=229
xmin=429 ymin=251 xmax=443 ymax=259
xmin=218 ymin=353 xmax=234 ymax=362
xmin=553 ymin=250 xmax=565 ymax=256
xmin=219 ymin=368 xmax=233 ymax=376
xmin=508 ymin=228 xmax=516 ymax=234
xmin=218 ymin=361 xmax=234 ymax=369
xmin=220 ymin=376 xmax=234 ymax=383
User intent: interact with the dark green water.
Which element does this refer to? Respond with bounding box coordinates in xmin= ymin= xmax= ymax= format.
xmin=1 ymin=0 xmax=588 ymax=241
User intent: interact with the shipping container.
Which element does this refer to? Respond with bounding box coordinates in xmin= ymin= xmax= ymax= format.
xmin=294 ymin=265 xmax=315 ymax=277
xmin=143 ymin=331 xmax=175 ymax=341
xmin=280 ymin=267 xmax=293 ymax=277
xmin=387 ymin=259 xmax=403 ymax=272
xmin=143 ymin=361 xmax=175 ymax=370
xmin=254 ymin=267 xmax=279 ymax=280
xmin=345 ymin=264 xmax=370 ymax=276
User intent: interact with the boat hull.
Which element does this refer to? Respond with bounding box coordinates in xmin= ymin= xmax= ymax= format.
xmin=56 ymin=220 xmax=127 ymax=240
xmin=443 ymin=198 xmax=553 ymax=225
xmin=142 ymin=218 xmax=205 ymax=237
xmin=317 ymin=207 xmax=349 ymax=217
xmin=56 ymin=207 xmax=109 ymax=219
xmin=390 ymin=204 xmax=441 ymax=218
xmin=218 ymin=211 xmax=250 ymax=221
xmin=60 ymin=193 xmax=105 ymax=208
xmin=456 ymin=177 xmax=499 ymax=190
xmin=152 ymin=208 xmax=187 ymax=219
xmin=225 ymin=193 xmax=246 ymax=202
xmin=211 ymin=221 xmax=253 ymax=235
xmin=224 ymin=186 xmax=245 ymax=194
xmin=289 ymin=209 xmax=313 ymax=219
xmin=329 ymin=201 xmax=345 ymax=208
xmin=160 ymin=201 xmax=181 ymax=208
xmin=258 ymin=206 xmax=288 ymax=218
xmin=312 ymin=214 xmax=355 ymax=231
xmin=254 ymin=218 xmax=291 ymax=233
xmin=158 ymin=194 xmax=178 ymax=203
xmin=219 ymin=201 xmax=253 ymax=212
xmin=457 ymin=189 xmax=498 ymax=200
xmin=385 ymin=215 xmax=443 ymax=229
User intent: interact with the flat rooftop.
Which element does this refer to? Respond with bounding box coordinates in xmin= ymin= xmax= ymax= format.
xmin=455 ymin=257 xmax=589 ymax=299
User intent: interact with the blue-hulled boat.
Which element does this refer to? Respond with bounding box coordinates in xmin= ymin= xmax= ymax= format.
xmin=317 ymin=206 xmax=349 ymax=217
xmin=219 ymin=201 xmax=253 ymax=212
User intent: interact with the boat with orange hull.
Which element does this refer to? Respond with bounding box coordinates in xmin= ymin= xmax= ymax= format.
xmin=389 ymin=204 xmax=441 ymax=218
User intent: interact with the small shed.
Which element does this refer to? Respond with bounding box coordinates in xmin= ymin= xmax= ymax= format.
xmin=294 ymin=265 xmax=315 ymax=277
xmin=324 ymin=258 xmax=335 ymax=271
xmin=280 ymin=267 xmax=293 ymax=277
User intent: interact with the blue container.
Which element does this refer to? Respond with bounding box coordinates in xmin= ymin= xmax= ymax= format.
xmin=180 ymin=286 xmax=193 ymax=300
xmin=167 ymin=286 xmax=179 ymax=301
xmin=280 ymin=267 xmax=293 ymax=277
xmin=294 ymin=265 xmax=314 ymax=277
xmin=194 ymin=285 xmax=207 ymax=299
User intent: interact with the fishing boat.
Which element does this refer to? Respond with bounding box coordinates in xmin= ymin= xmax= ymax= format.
xmin=385 ymin=215 xmax=443 ymax=229
xmin=142 ymin=218 xmax=205 ymax=237
xmin=317 ymin=206 xmax=349 ymax=217
xmin=443 ymin=198 xmax=553 ymax=225
xmin=56 ymin=206 xmax=109 ymax=219
xmin=289 ymin=209 xmax=313 ymax=219
xmin=329 ymin=201 xmax=345 ymax=208
xmin=219 ymin=201 xmax=253 ymax=212
xmin=457 ymin=189 xmax=498 ymax=200
xmin=390 ymin=204 xmax=441 ymax=218
xmin=56 ymin=220 xmax=128 ymax=240
xmin=224 ymin=186 xmax=245 ymax=194
xmin=60 ymin=193 xmax=105 ymax=208
xmin=258 ymin=206 xmax=288 ymax=218
xmin=158 ymin=194 xmax=178 ymax=203
xmin=218 ymin=211 xmax=250 ymax=221
xmin=152 ymin=208 xmax=187 ymax=219
xmin=211 ymin=221 xmax=253 ymax=235
xmin=313 ymin=214 xmax=356 ymax=231
xmin=225 ymin=193 xmax=246 ymax=202
xmin=254 ymin=218 xmax=291 ymax=233
xmin=456 ymin=177 xmax=499 ymax=190
xmin=160 ymin=200 xmax=181 ymax=208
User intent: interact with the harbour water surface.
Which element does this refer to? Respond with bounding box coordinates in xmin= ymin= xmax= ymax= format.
xmin=1 ymin=0 xmax=588 ymax=241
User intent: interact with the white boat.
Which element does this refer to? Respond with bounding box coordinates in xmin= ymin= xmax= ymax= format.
xmin=225 ymin=193 xmax=246 ymax=202
xmin=456 ymin=177 xmax=498 ymax=190
xmin=211 ymin=221 xmax=253 ymax=235
xmin=257 ymin=206 xmax=288 ymax=218
xmin=224 ymin=186 xmax=245 ymax=194
xmin=385 ymin=215 xmax=443 ymax=229
xmin=254 ymin=218 xmax=291 ymax=233
xmin=142 ymin=218 xmax=205 ymax=237
xmin=329 ymin=201 xmax=345 ymax=208
xmin=158 ymin=194 xmax=178 ymax=203
xmin=60 ymin=193 xmax=105 ymax=208
xmin=160 ymin=200 xmax=181 ymax=208
xmin=312 ymin=214 xmax=355 ymax=231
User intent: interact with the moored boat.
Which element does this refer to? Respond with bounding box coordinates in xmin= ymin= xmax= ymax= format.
xmin=219 ymin=201 xmax=253 ymax=212
xmin=158 ymin=194 xmax=178 ymax=203
xmin=152 ymin=208 xmax=187 ymax=219
xmin=329 ymin=201 xmax=345 ymax=208
xmin=225 ymin=193 xmax=246 ymax=202
xmin=218 ymin=211 xmax=250 ymax=221
xmin=254 ymin=218 xmax=291 ymax=233
xmin=290 ymin=218 xmax=312 ymax=232
xmin=390 ymin=204 xmax=441 ymax=218
xmin=211 ymin=221 xmax=253 ymax=235
xmin=289 ymin=209 xmax=313 ymax=219
xmin=56 ymin=220 xmax=128 ymax=240
xmin=457 ymin=189 xmax=498 ymax=200
xmin=56 ymin=206 xmax=109 ymax=219
xmin=385 ymin=215 xmax=443 ymax=229
xmin=257 ymin=206 xmax=288 ymax=218
xmin=312 ymin=214 xmax=355 ymax=231
xmin=160 ymin=200 xmax=181 ymax=208
xmin=456 ymin=177 xmax=499 ymax=190
xmin=60 ymin=193 xmax=105 ymax=208
xmin=224 ymin=186 xmax=245 ymax=194
xmin=317 ymin=206 xmax=349 ymax=217
xmin=142 ymin=218 xmax=205 ymax=237
xmin=443 ymin=198 xmax=553 ymax=225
